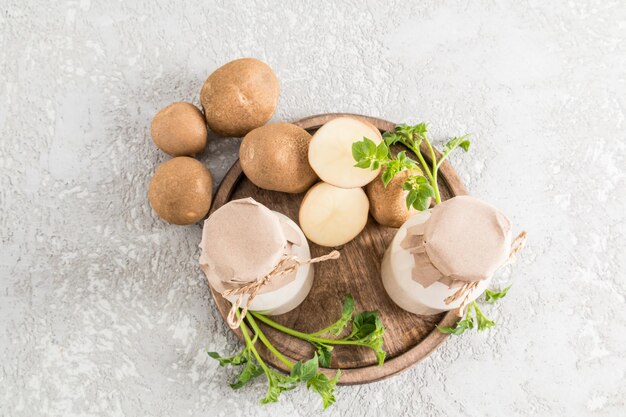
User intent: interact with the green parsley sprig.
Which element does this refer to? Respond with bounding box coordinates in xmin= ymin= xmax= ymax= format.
xmin=208 ymin=294 xmax=385 ymax=408
xmin=437 ymin=286 xmax=510 ymax=335
xmin=251 ymin=295 xmax=386 ymax=368
xmin=210 ymin=311 xmax=340 ymax=407
xmin=352 ymin=123 xmax=470 ymax=210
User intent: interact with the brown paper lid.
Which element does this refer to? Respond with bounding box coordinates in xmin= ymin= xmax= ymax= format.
xmin=401 ymin=195 xmax=512 ymax=287
xmin=199 ymin=198 xmax=301 ymax=295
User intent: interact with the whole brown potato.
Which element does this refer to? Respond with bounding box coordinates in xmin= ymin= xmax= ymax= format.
xmin=366 ymin=170 xmax=426 ymax=228
xmin=150 ymin=102 xmax=207 ymax=156
xmin=148 ymin=157 xmax=213 ymax=225
xmin=200 ymin=58 xmax=279 ymax=137
xmin=240 ymin=123 xmax=317 ymax=193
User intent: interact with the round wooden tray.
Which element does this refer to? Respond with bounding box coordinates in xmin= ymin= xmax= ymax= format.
xmin=208 ymin=113 xmax=467 ymax=385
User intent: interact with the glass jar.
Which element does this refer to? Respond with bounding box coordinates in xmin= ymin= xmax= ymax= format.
xmin=200 ymin=198 xmax=314 ymax=317
xmin=381 ymin=210 xmax=491 ymax=315
xmin=222 ymin=211 xmax=313 ymax=315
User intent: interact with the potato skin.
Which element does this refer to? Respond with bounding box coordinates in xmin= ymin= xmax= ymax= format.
xmin=200 ymin=58 xmax=279 ymax=137
xmin=366 ymin=170 xmax=418 ymax=228
xmin=151 ymin=102 xmax=207 ymax=156
xmin=240 ymin=123 xmax=317 ymax=193
xmin=148 ymin=157 xmax=213 ymax=225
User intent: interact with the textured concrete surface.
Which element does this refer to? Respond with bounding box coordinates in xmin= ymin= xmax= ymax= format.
xmin=1 ymin=1 xmax=625 ymax=416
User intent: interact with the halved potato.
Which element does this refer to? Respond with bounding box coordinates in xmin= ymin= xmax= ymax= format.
xmin=308 ymin=117 xmax=382 ymax=188
xmin=299 ymin=182 xmax=369 ymax=247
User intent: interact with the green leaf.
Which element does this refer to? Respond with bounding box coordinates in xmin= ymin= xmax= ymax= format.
xmin=437 ymin=300 xmax=497 ymax=336
xmin=406 ymin=190 xmax=418 ymax=210
xmin=354 ymin=159 xmax=371 ymax=169
xmin=373 ymin=343 xmax=386 ymax=366
xmin=437 ymin=315 xmax=474 ymax=336
xmin=396 ymin=122 xmax=427 ymax=136
xmin=442 ymin=135 xmax=471 ymax=156
xmin=436 ymin=326 xmax=455 ymax=334
xmin=411 ymin=195 xmax=431 ymax=211
xmin=260 ymin=386 xmax=281 ymax=404
xmin=412 ymin=122 xmax=428 ymax=135
xmin=383 ymin=132 xmax=402 ymax=146
xmin=395 ymin=123 xmax=428 ymax=147
xmin=353 ymin=138 xmax=391 ymax=171
xmin=361 ymin=137 xmax=376 ymax=157
xmin=230 ymin=357 xmax=263 ymax=389
xmin=351 ymin=141 xmax=366 ymax=161
xmin=316 ymin=344 xmax=333 ymax=368
xmin=485 ymin=286 xmax=511 ymax=304
xmin=291 ymin=353 xmax=319 ymax=382
xmin=350 ymin=311 xmax=378 ymax=339
xmin=351 ymin=311 xmax=381 ymax=335
xmin=363 ymin=137 xmax=377 ymax=155
xmin=381 ymin=168 xmax=395 ymax=187
xmin=322 ymin=294 xmax=355 ymax=336
xmin=402 ymin=179 xmax=434 ymax=212
xmin=418 ymin=184 xmax=435 ymax=198
xmin=352 ymin=138 xmax=379 ymax=163
xmin=348 ymin=311 xmax=386 ymax=366
xmin=395 ymin=123 xmax=414 ymax=139
xmin=473 ymin=303 xmax=495 ymax=331
xmin=208 ymin=349 xmax=247 ymax=367
xmin=307 ymin=370 xmax=341 ymax=410
xmin=260 ymin=370 xmax=299 ymax=404
xmin=375 ymin=141 xmax=388 ymax=160
xmin=395 ymin=123 xmax=410 ymax=133
xmin=366 ymin=145 xmax=422 ymax=189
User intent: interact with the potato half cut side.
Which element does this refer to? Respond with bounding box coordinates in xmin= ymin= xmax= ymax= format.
xmin=308 ymin=117 xmax=382 ymax=188
xmin=299 ymin=182 xmax=370 ymax=247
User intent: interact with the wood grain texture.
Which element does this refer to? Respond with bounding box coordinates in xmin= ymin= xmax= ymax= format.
xmin=208 ymin=113 xmax=468 ymax=385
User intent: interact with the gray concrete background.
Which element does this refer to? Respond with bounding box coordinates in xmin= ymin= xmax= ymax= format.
xmin=1 ymin=1 xmax=625 ymax=416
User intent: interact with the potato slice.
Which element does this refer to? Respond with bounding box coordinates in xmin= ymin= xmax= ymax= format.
xmin=299 ymin=182 xmax=369 ymax=247
xmin=308 ymin=117 xmax=382 ymax=188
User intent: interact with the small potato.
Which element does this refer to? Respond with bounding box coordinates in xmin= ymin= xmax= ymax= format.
xmin=148 ymin=157 xmax=213 ymax=225
xmin=240 ymin=123 xmax=317 ymax=193
xmin=366 ymin=170 xmax=425 ymax=228
xmin=151 ymin=102 xmax=207 ymax=156
xmin=200 ymin=58 xmax=279 ymax=137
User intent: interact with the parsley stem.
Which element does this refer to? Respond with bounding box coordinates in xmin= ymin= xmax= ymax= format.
xmin=400 ymin=137 xmax=442 ymax=205
xmin=245 ymin=313 xmax=293 ymax=369
xmin=238 ymin=312 xmax=271 ymax=375
xmin=250 ymin=312 xmax=370 ymax=347
xmin=309 ymin=324 xmax=338 ymax=337
xmin=400 ymin=138 xmax=435 ymax=183
xmin=432 ymin=169 xmax=442 ymax=204
xmin=424 ymin=138 xmax=438 ymax=176
xmin=250 ymin=311 xmax=307 ymax=337
xmin=423 ymin=138 xmax=442 ymax=204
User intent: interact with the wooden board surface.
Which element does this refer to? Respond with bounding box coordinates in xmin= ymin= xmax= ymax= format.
xmin=207 ymin=113 xmax=467 ymax=385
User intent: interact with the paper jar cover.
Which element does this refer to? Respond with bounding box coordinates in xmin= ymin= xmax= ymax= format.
xmin=400 ymin=195 xmax=512 ymax=288
xmin=199 ymin=198 xmax=302 ymax=295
